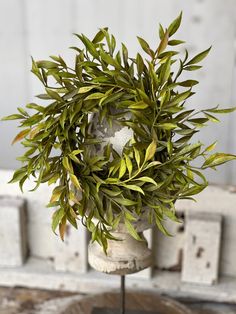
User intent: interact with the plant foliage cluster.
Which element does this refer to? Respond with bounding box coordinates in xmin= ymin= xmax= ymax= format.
xmin=3 ymin=13 xmax=236 ymax=251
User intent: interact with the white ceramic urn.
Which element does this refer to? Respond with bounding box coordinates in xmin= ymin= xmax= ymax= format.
xmin=88 ymin=219 xmax=153 ymax=275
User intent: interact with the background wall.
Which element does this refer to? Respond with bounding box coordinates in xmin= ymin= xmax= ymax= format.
xmin=0 ymin=0 xmax=236 ymax=184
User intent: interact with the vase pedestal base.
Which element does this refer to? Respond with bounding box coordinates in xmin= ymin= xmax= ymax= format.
xmin=92 ymin=308 xmax=158 ymax=314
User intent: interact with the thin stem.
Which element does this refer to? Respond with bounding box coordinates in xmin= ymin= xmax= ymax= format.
xmin=120 ymin=275 xmax=125 ymax=314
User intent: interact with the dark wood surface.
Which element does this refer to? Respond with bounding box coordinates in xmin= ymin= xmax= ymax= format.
xmin=62 ymin=291 xmax=194 ymax=314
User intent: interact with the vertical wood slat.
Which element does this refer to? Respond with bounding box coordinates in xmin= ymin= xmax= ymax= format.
xmin=1 ymin=0 xmax=236 ymax=183
xmin=0 ymin=0 xmax=29 ymax=169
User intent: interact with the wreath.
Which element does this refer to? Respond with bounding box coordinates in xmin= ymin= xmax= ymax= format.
xmin=3 ymin=12 xmax=236 ymax=251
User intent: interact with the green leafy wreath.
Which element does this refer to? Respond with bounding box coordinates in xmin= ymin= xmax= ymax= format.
xmin=2 ymin=12 xmax=236 ymax=251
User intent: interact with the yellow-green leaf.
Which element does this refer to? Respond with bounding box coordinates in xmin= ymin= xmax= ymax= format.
xmin=134 ymin=147 xmax=141 ymax=167
xmin=202 ymin=153 xmax=236 ymax=169
xmin=135 ymin=176 xmax=158 ymax=186
xmin=52 ymin=208 xmax=65 ymax=233
xmin=70 ymin=174 xmax=81 ymax=190
xmin=145 ymin=140 xmax=157 ymax=161
xmin=124 ymin=219 xmax=141 ymax=240
xmin=85 ymin=92 xmax=105 ymax=100
xmin=204 ymin=141 xmax=217 ymax=152
xmin=168 ymin=11 xmax=182 ymax=37
xmin=157 ymin=123 xmax=177 ymax=130
xmin=113 ymin=197 xmax=137 ymax=206
xmin=119 ymin=158 xmax=127 ymax=179
xmin=186 ymin=46 xmax=211 ymax=65
xmin=123 ymin=184 xmax=145 ymax=195
xmin=128 ymin=101 xmax=148 ymax=110
xmin=78 ymin=86 xmax=96 ymax=94
xmin=124 ymin=154 xmax=133 ymax=177
xmin=62 ymin=156 xmax=73 ymax=173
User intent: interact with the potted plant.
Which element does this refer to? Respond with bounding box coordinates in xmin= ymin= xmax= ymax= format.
xmin=2 ymin=13 xmax=236 ymax=269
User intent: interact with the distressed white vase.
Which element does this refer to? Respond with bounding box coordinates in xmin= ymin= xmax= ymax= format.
xmin=88 ymin=113 xmax=152 ymax=275
xmin=88 ymin=219 xmax=153 ymax=275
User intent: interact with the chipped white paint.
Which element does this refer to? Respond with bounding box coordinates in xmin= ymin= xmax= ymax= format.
xmin=129 ymin=228 xmax=153 ymax=279
xmin=54 ymin=223 xmax=88 ymax=274
xmin=176 ymin=186 xmax=236 ymax=277
xmin=0 ymin=170 xmax=88 ymax=273
xmin=88 ymin=221 xmax=152 ymax=275
xmin=0 ymin=196 xmax=27 ymax=266
xmin=155 ymin=217 xmax=184 ymax=271
xmin=182 ymin=212 xmax=222 ymax=285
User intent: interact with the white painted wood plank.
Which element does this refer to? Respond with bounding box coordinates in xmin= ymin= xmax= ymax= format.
xmin=1 ymin=0 xmax=236 ymax=185
xmin=25 ymin=0 xmax=76 ymax=98
xmin=0 ymin=170 xmax=89 ymax=274
xmin=0 ymin=0 xmax=29 ymax=169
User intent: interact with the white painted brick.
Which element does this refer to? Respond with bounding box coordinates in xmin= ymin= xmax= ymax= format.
xmin=182 ymin=211 xmax=222 ymax=285
xmin=54 ymin=223 xmax=88 ymax=274
xmin=155 ymin=215 xmax=185 ymax=271
xmin=0 ymin=196 xmax=27 ymax=266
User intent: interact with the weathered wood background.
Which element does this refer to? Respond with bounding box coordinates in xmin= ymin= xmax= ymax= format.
xmin=1 ymin=0 xmax=236 ymax=184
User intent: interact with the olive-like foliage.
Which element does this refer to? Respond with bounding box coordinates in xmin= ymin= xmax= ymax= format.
xmin=2 ymin=12 xmax=236 ymax=252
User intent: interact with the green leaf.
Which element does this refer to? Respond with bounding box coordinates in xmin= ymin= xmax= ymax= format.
xmin=158 ymin=24 xmax=165 ymax=40
xmin=122 ymin=43 xmax=128 ymax=66
xmin=168 ymin=90 xmax=192 ymax=106
xmin=202 ymin=153 xmax=236 ymax=169
xmin=203 ymin=112 xmax=220 ymax=123
xmin=26 ymin=103 xmax=45 ymax=113
xmin=177 ymin=143 xmax=202 ymax=156
xmin=46 ymin=88 xmax=62 ymax=101
xmin=205 ymin=106 xmax=236 ymax=114
xmin=92 ymin=27 xmax=108 ymax=44
xmin=155 ymin=216 xmax=172 ymax=236
xmin=8 ymin=168 xmax=27 ymax=184
xmin=62 ymin=157 xmax=73 ymax=173
xmin=145 ymin=140 xmax=157 ymax=161
xmin=168 ymin=39 xmax=185 ymax=46
xmin=100 ymin=50 xmax=121 ymax=69
xmin=137 ymin=36 xmax=153 ymax=57
xmin=124 ymin=219 xmax=141 ymax=240
xmin=101 ymin=188 xmax=122 ymax=197
xmin=52 ymin=208 xmax=65 ymax=233
xmin=184 ymin=65 xmax=202 ymax=71
xmin=36 ymin=60 xmax=58 ymax=69
xmin=70 ymin=174 xmax=81 ymax=190
xmin=124 ymin=154 xmax=133 ymax=177
xmin=168 ymin=11 xmax=182 ymax=37
xmin=186 ymin=47 xmax=211 ymax=65
xmin=204 ymin=141 xmax=217 ymax=152
xmin=113 ymin=197 xmax=137 ymax=206
xmin=78 ymin=86 xmax=97 ymax=94
xmin=75 ymin=34 xmax=99 ymax=58
xmin=144 ymin=161 xmax=162 ymax=170
xmin=134 ymin=147 xmax=141 ymax=167
xmin=123 ymin=184 xmax=145 ymax=195
xmin=85 ymin=92 xmax=105 ymax=100
xmin=128 ymin=101 xmax=148 ymax=110
xmin=178 ymin=80 xmax=199 ymax=87
xmin=119 ymin=158 xmax=127 ymax=179
xmin=1 ymin=114 xmax=24 ymax=121
xmin=160 ymin=57 xmax=171 ymax=84
xmin=157 ymin=123 xmax=177 ymax=130
xmin=135 ymin=176 xmax=158 ymax=186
